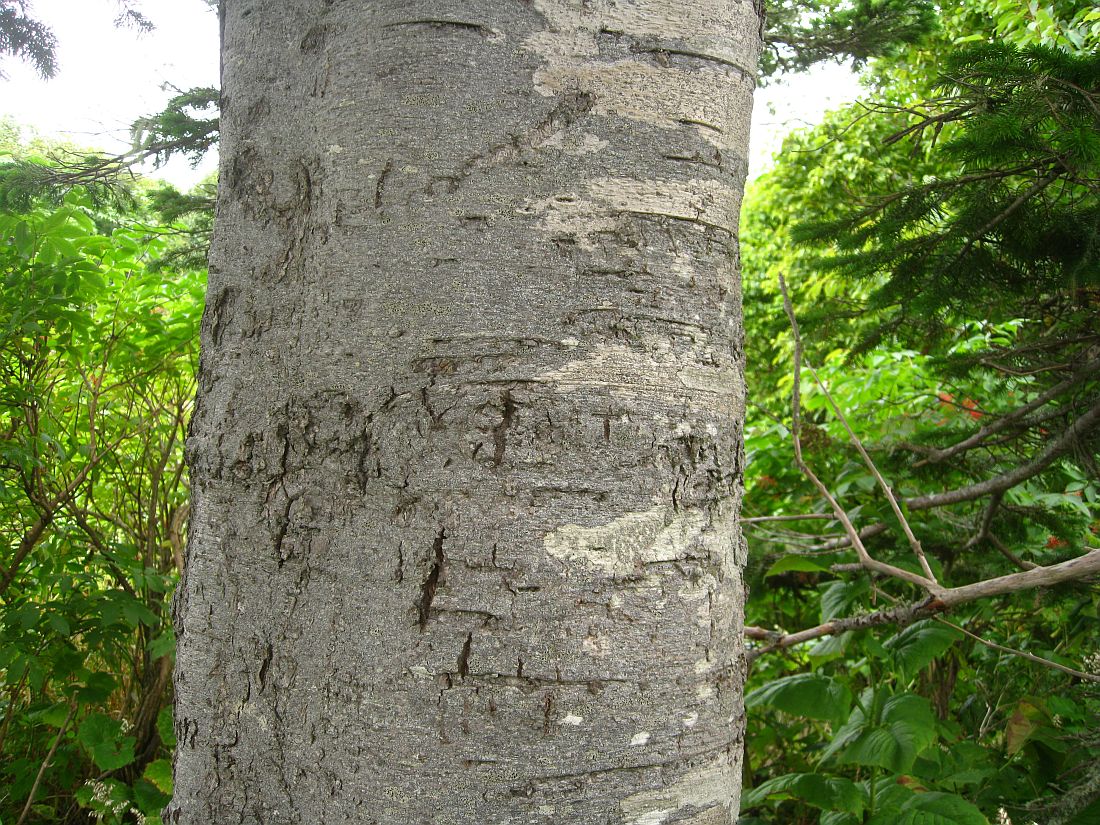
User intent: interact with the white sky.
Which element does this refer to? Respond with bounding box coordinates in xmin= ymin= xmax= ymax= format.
xmin=1 ymin=0 xmax=220 ymax=187
xmin=1 ymin=0 xmax=862 ymax=188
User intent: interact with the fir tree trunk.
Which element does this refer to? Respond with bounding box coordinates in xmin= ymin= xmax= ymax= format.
xmin=169 ymin=2 xmax=762 ymax=823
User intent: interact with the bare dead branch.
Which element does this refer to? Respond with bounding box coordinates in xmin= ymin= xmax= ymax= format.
xmin=906 ymin=397 xmax=1100 ymax=511
xmin=779 ymin=276 xmax=939 ymax=592
xmin=16 ymin=703 xmax=77 ymax=825
xmin=805 ymin=362 xmax=937 ymax=583
xmin=747 ymin=549 xmax=1100 ymax=672
xmin=934 ymin=617 xmax=1099 ymax=683
xmin=741 ymin=514 xmax=836 ymax=523
xmin=915 ymin=349 xmax=1100 ymax=467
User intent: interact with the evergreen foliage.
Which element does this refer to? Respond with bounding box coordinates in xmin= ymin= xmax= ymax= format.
xmin=794 ymin=44 xmax=1100 ymax=344
xmin=0 ymin=0 xmax=56 ymax=79
xmin=739 ymin=5 xmax=1100 ymax=825
xmin=761 ymin=0 xmax=938 ymax=77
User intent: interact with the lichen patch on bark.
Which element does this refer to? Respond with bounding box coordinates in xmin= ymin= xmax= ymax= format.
xmin=532 ymin=176 xmax=742 ymax=248
xmin=543 ymin=504 xmax=708 ymax=576
xmin=620 ymin=755 xmax=738 ymax=825
xmin=525 ymin=0 xmax=759 ymax=151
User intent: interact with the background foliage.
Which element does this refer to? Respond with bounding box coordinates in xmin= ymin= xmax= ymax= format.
xmin=0 ymin=2 xmax=1097 ymax=824
xmin=739 ymin=3 xmax=1100 ymax=824
xmin=0 ymin=125 xmax=201 ymax=823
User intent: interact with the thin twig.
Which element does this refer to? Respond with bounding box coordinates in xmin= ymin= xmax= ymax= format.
xmin=746 ymin=549 xmax=1100 ymax=666
xmin=741 ymin=514 xmax=836 ymax=524
xmin=934 ymin=617 xmax=1099 ymax=683
xmin=16 ymin=703 xmax=77 ymax=825
xmin=805 ymin=362 xmax=937 ymax=583
xmin=778 ymin=276 xmax=938 ymax=591
xmin=915 ymin=349 xmax=1100 ymax=467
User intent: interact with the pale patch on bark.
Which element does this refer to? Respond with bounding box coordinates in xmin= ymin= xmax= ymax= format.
xmin=525 ymin=0 xmax=757 ymax=151
xmin=537 ymin=338 xmax=741 ymax=404
xmin=620 ymin=756 xmax=738 ymax=825
xmin=540 ymin=130 xmax=610 ymax=156
xmin=532 ymin=177 xmax=741 ymax=248
xmin=583 ymin=631 xmax=609 ymax=656
xmin=559 ymin=714 xmax=584 ymax=726
xmin=532 ymin=0 xmax=757 ymax=50
xmin=630 ymin=731 xmax=652 ymax=746
xmin=543 ymin=505 xmax=707 ymax=577
xmin=534 ymin=61 xmax=743 ymax=150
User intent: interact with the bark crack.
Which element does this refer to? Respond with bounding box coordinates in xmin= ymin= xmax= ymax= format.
xmin=382 ymin=20 xmax=490 ymax=36
xmin=457 ymin=633 xmax=473 ymax=680
xmin=374 ymin=159 xmax=392 ymax=210
xmin=492 ymin=391 xmax=517 ymax=466
xmin=417 ymin=528 xmax=446 ymax=630
xmin=258 ymin=642 xmax=273 ymax=693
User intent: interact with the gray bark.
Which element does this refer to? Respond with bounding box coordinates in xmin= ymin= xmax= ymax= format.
xmin=169 ymin=2 xmax=761 ymax=823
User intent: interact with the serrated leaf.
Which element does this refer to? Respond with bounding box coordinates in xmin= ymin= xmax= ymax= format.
xmin=882 ymin=621 xmax=961 ymax=678
xmin=745 ymin=673 xmax=853 ymax=725
xmin=77 ymin=712 xmax=135 ymax=771
xmin=765 ymin=555 xmax=832 ymax=577
xmin=824 ymin=691 xmax=937 ymax=773
xmin=741 ymin=772 xmax=865 ymax=814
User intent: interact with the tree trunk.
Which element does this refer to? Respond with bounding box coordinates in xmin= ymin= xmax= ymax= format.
xmin=169 ymin=2 xmax=761 ymax=823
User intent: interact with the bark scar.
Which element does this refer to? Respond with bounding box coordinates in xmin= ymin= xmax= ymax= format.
xmin=258 ymin=642 xmax=273 ymax=693
xmin=418 ymin=528 xmax=446 ymax=630
xmin=492 ymin=391 xmax=517 ymax=466
xmin=375 ymin=159 xmax=392 ymax=209
xmin=457 ymin=632 xmax=473 ymax=679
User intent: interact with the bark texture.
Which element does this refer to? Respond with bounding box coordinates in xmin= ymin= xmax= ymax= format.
xmin=170 ymin=2 xmax=761 ymax=823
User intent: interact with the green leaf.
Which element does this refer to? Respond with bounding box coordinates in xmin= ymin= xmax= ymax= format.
xmin=13 ymin=220 xmax=34 ymax=256
xmin=157 ymin=705 xmax=176 ymax=748
xmin=764 ymin=555 xmax=832 ymax=577
xmin=76 ymin=672 xmax=117 ymax=705
xmin=824 ymin=691 xmax=937 ymax=773
xmin=1006 ymin=699 xmax=1046 ymax=755
xmin=868 ymin=792 xmax=989 ymax=825
xmin=809 ymin=632 xmax=853 ymax=662
xmin=30 ymin=702 xmax=72 ymax=728
xmin=820 ymin=579 xmax=869 ymax=622
xmin=77 ymin=712 xmax=136 ymax=771
xmin=120 ymin=597 xmax=159 ymax=628
xmin=745 ymin=673 xmax=853 ymax=726
xmin=46 ymin=611 xmax=71 ymax=636
xmin=133 ymin=777 xmax=171 ymax=815
xmin=741 ymin=773 xmax=865 ymax=814
xmin=882 ymin=621 xmax=961 ymax=678
xmin=143 ymin=759 xmax=173 ymax=794
xmin=147 ymin=629 xmax=176 ymax=659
